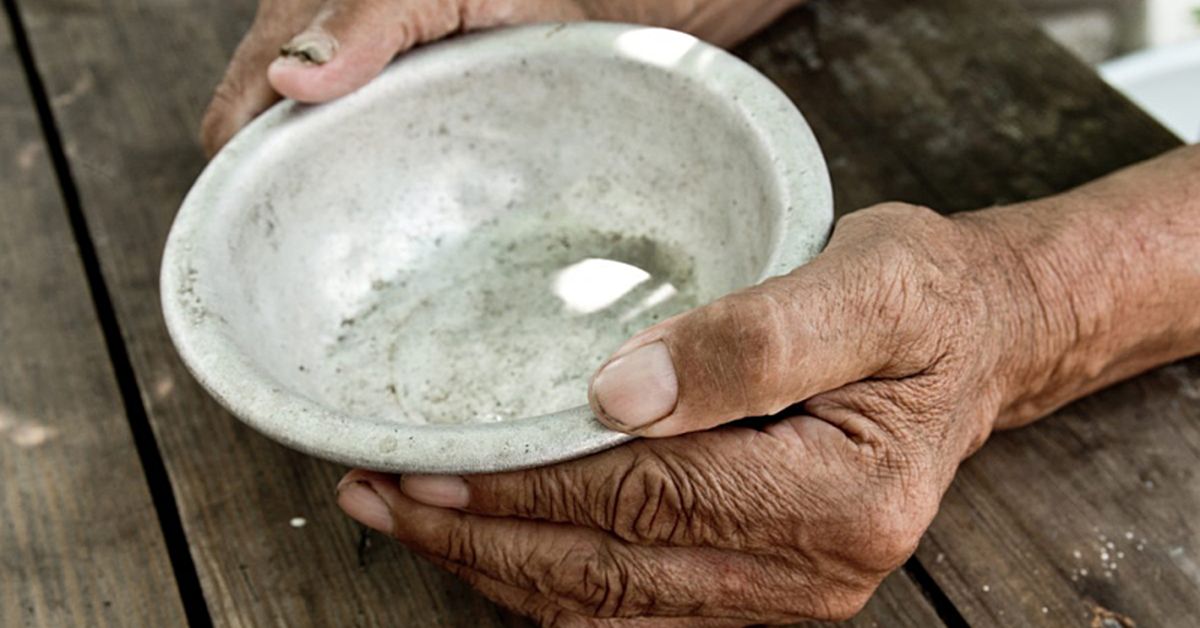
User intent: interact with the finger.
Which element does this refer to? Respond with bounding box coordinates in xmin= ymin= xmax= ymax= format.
xmin=400 ymin=421 xmax=857 ymax=549
xmin=586 ymin=223 xmax=911 ymax=438
xmin=267 ymin=0 xmax=587 ymax=103
xmin=338 ymin=470 xmax=804 ymax=621
xmin=425 ymin=555 xmax=741 ymax=628
xmin=200 ymin=1 xmax=319 ymax=156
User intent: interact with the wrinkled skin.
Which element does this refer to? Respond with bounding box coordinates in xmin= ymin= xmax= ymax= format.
xmin=201 ymin=0 xmax=801 ymax=155
xmin=332 ymin=156 xmax=1200 ymax=625
xmin=339 ymin=144 xmax=1200 ymax=626
xmin=335 ymin=204 xmax=1014 ymax=626
xmin=206 ymin=1 xmax=1200 ymax=625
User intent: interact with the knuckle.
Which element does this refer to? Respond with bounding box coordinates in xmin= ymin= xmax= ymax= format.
xmin=857 ymin=495 xmax=928 ymax=572
xmin=533 ymin=604 xmax=570 ymax=628
xmin=603 ymin=444 xmax=753 ymax=547
xmin=585 ymin=546 xmax=647 ymax=618
xmin=835 ymin=203 xmax=952 ymax=264
xmin=522 ymin=466 xmax=573 ymax=520
xmin=770 ymin=565 xmax=874 ymax=623
xmin=583 ymin=549 xmax=633 ymax=617
xmin=834 ymin=206 xmax=984 ymax=369
xmin=688 ymin=290 xmax=790 ymax=407
xmin=847 ymin=202 xmax=942 ymax=230
xmin=877 ymin=201 xmax=941 ymax=222
xmin=832 ymin=202 xmax=912 ymax=236
xmin=545 ymin=542 xmax=642 ymax=618
xmin=604 ymin=451 xmax=689 ymax=544
xmin=821 ymin=589 xmax=874 ymax=622
xmin=440 ymin=517 xmax=480 ymax=568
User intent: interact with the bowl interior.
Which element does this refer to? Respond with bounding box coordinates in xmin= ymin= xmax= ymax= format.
xmin=193 ymin=29 xmax=788 ymax=427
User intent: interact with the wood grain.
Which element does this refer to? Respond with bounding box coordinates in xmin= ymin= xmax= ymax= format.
xmin=9 ymin=0 xmax=941 ymax=625
xmin=7 ymin=0 xmax=505 ymax=624
xmin=14 ymin=0 xmax=1198 ymax=625
xmin=0 ymin=13 xmax=186 ymax=627
xmin=741 ymin=1 xmax=1197 ymax=625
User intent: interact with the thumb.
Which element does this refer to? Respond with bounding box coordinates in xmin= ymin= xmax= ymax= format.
xmin=266 ymin=0 xmax=587 ymax=103
xmin=200 ymin=5 xmax=314 ymax=157
xmin=588 ymin=263 xmax=894 ymax=438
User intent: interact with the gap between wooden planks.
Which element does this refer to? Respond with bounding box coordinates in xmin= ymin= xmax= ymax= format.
xmin=14 ymin=0 xmax=1198 ymax=624
xmin=0 ymin=6 xmax=186 ymax=626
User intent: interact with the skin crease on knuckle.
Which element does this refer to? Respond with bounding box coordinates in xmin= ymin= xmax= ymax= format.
xmin=587 ymin=440 xmax=757 ymax=547
xmin=462 ymin=432 xmax=864 ymax=622
xmin=364 ymin=198 xmax=1018 ymax=625
xmin=598 ymin=435 xmax=913 ymax=621
xmin=472 ymin=201 xmax=1003 ymax=624
xmin=331 ymin=197 xmax=1034 ymax=627
xmin=603 ymin=450 xmax=690 ymax=544
xmin=516 ymin=228 xmax=1001 ymax=621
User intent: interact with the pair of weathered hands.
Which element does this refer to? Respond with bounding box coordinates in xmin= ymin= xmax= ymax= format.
xmin=205 ymin=0 xmax=1200 ymax=625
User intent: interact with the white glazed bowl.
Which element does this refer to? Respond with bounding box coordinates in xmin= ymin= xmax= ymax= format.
xmin=162 ymin=22 xmax=832 ymax=473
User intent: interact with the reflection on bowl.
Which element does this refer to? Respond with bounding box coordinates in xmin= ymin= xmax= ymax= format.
xmin=162 ymin=22 xmax=832 ymax=473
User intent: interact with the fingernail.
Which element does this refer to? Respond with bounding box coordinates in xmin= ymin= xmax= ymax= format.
xmin=279 ymin=29 xmax=337 ymax=64
xmin=591 ymin=341 xmax=678 ymax=431
xmin=336 ymin=480 xmax=393 ymax=533
xmin=335 ymin=472 xmax=358 ymax=494
xmin=401 ymin=475 xmax=470 ymax=509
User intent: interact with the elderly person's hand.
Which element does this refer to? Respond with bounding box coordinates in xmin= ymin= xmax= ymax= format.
xmin=334 ymin=147 xmax=1200 ymax=626
xmin=205 ymin=3 xmax=1200 ymax=623
xmin=336 ymin=202 xmax=1000 ymax=626
xmin=200 ymin=0 xmax=803 ymax=155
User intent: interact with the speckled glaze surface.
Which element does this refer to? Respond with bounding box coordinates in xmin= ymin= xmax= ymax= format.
xmin=161 ymin=22 xmax=833 ymax=473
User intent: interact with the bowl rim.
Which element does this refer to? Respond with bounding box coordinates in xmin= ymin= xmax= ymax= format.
xmin=161 ymin=21 xmax=833 ymax=474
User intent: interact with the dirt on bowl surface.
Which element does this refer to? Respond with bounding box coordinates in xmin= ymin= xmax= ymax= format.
xmin=323 ymin=227 xmax=700 ymax=425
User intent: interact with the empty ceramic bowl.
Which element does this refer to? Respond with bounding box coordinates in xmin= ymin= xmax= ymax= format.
xmin=161 ymin=22 xmax=833 ymax=473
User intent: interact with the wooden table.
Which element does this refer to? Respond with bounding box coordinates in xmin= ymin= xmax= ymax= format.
xmin=2 ymin=0 xmax=1196 ymax=625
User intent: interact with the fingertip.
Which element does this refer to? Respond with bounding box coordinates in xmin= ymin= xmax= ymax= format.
xmin=335 ymin=468 xmax=375 ymax=494
xmin=400 ymin=475 xmax=470 ymax=509
xmin=266 ymin=56 xmax=320 ymax=102
xmin=267 ymin=55 xmax=322 ymax=102
xmin=335 ymin=471 xmax=395 ymax=534
xmin=267 ymin=26 xmax=348 ymax=102
xmin=589 ymin=341 xmax=679 ymax=435
xmin=267 ymin=51 xmax=388 ymax=103
xmin=268 ymin=16 xmax=404 ymax=104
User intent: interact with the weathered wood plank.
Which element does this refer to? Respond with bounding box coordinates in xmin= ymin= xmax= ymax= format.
xmin=12 ymin=0 xmax=941 ymax=625
xmin=7 ymin=0 xmax=515 ymax=622
xmin=0 ymin=13 xmax=186 ymax=627
xmin=742 ymin=1 xmax=1196 ymax=625
xmin=3 ymin=1 xmax=562 ymax=626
